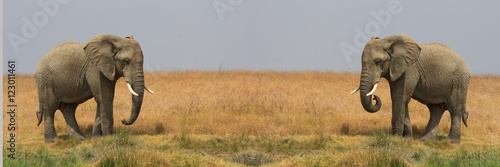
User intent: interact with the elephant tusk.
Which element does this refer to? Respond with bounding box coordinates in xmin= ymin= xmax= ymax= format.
xmin=366 ymin=83 xmax=378 ymax=96
xmin=127 ymin=83 xmax=139 ymax=96
xmin=145 ymin=85 xmax=155 ymax=94
xmin=350 ymin=86 xmax=360 ymax=95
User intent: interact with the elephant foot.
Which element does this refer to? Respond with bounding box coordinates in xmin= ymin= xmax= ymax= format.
xmin=92 ymin=127 xmax=103 ymax=136
xmin=420 ymin=135 xmax=436 ymax=141
xmin=421 ymin=127 xmax=439 ymax=141
xmin=45 ymin=136 xmax=60 ymax=143
xmin=403 ymin=135 xmax=414 ymax=140
xmin=69 ymin=133 xmax=85 ymax=140
xmin=402 ymin=130 xmax=413 ymax=139
xmin=447 ymin=136 xmax=461 ymax=144
xmin=92 ymin=132 xmax=103 ymax=139
xmin=420 ymin=132 xmax=438 ymax=141
xmin=68 ymin=128 xmax=85 ymax=140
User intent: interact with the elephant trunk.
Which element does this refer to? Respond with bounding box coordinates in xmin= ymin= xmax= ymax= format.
xmin=360 ymin=73 xmax=382 ymax=113
xmin=122 ymin=71 xmax=145 ymax=125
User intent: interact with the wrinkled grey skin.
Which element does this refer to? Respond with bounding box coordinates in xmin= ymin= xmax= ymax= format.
xmin=35 ymin=34 xmax=147 ymax=143
xmin=355 ymin=35 xmax=470 ymax=143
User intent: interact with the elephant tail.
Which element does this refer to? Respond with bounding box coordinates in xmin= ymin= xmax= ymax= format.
xmin=36 ymin=110 xmax=43 ymax=126
xmin=462 ymin=111 xmax=469 ymax=127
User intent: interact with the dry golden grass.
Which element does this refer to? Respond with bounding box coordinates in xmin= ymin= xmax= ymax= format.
xmin=3 ymin=71 xmax=500 ymax=166
xmin=5 ymin=71 xmax=499 ymax=139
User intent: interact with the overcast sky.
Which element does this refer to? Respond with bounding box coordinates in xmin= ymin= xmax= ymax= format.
xmin=3 ymin=1 xmax=500 ymax=74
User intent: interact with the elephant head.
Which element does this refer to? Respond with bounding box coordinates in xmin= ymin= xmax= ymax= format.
xmin=350 ymin=35 xmax=421 ymax=113
xmin=84 ymin=34 xmax=154 ymax=125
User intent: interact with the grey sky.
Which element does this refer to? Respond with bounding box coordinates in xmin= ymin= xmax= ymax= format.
xmin=3 ymin=0 xmax=500 ymax=74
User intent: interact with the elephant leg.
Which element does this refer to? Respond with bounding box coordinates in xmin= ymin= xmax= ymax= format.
xmin=42 ymin=103 xmax=59 ymax=143
xmin=88 ymin=74 xmax=116 ymax=136
xmin=403 ymin=103 xmax=413 ymax=138
xmin=38 ymin=84 xmax=59 ymax=143
xmin=446 ymin=82 xmax=468 ymax=144
xmin=61 ymin=103 xmax=84 ymax=140
xmin=99 ymin=99 xmax=114 ymax=136
xmin=448 ymin=107 xmax=463 ymax=143
xmin=389 ymin=78 xmax=413 ymax=137
xmin=93 ymin=99 xmax=114 ymax=136
xmin=390 ymin=99 xmax=409 ymax=136
xmin=92 ymin=102 xmax=103 ymax=137
xmin=98 ymin=78 xmax=116 ymax=136
xmin=421 ymin=104 xmax=445 ymax=141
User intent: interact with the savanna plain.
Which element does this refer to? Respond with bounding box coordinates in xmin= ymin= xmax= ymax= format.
xmin=3 ymin=71 xmax=500 ymax=166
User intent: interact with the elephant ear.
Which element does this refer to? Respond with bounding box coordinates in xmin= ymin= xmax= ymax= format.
xmin=84 ymin=35 xmax=122 ymax=81
xmin=386 ymin=36 xmax=421 ymax=81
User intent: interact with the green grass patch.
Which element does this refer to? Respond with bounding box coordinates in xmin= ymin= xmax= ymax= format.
xmin=4 ymin=132 xmax=500 ymax=166
xmin=96 ymin=150 xmax=138 ymax=167
xmin=170 ymin=132 xmax=331 ymax=158
xmin=3 ymin=147 xmax=81 ymax=167
xmin=53 ymin=139 xmax=82 ymax=149
xmin=365 ymin=130 xmax=412 ymax=166
xmin=424 ymin=148 xmax=500 ymax=167
xmin=296 ymin=154 xmax=336 ymax=167
xmin=231 ymin=150 xmax=275 ymax=166
xmin=423 ymin=139 xmax=454 ymax=150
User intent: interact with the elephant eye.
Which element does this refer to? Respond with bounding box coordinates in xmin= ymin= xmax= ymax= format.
xmin=123 ymin=59 xmax=131 ymax=65
xmin=374 ymin=59 xmax=382 ymax=65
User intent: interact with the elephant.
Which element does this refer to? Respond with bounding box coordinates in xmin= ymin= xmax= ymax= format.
xmin=35 ymin=34 xmax=154 ymax=143
xmin=350 ymin=34 xmax=470 ymax=143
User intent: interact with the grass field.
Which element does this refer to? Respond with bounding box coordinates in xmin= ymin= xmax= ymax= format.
xmin=3 ymin=71 xmax=500 ymax=166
